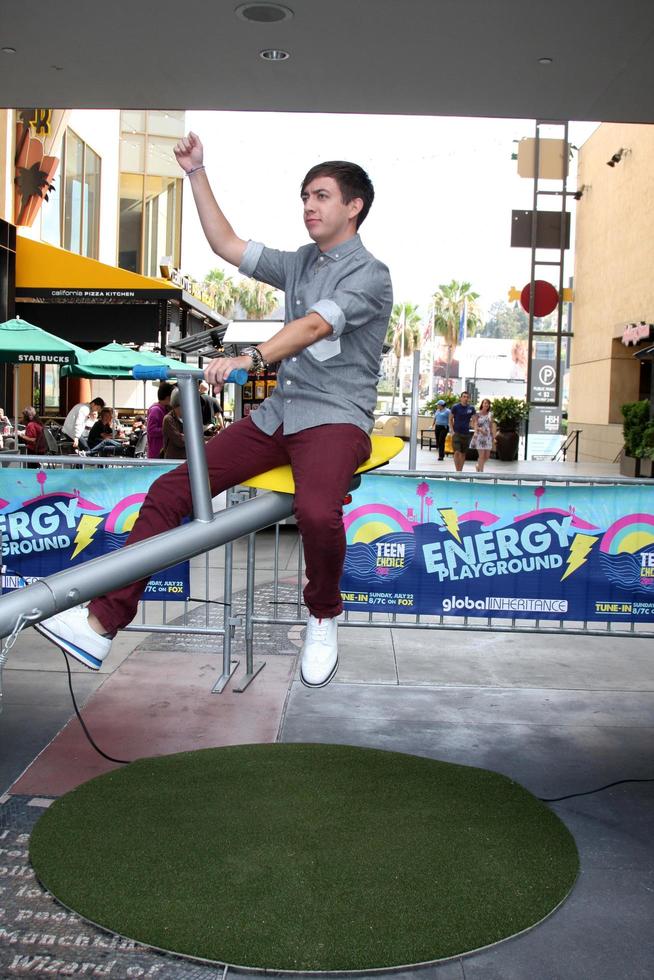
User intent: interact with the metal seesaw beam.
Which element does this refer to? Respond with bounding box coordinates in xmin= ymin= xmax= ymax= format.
xmin=0 ymin=489 xmax=294 ymax=638
xmin=0 ymin=370 xmax=295 ymax=663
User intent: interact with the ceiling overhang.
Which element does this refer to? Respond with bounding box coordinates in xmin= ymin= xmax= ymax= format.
xmin=2 ymin=1 xmax=654 ymax=122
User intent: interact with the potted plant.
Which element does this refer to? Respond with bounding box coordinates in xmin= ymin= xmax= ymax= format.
xmin=620 ymin=400 xmax=653 ymax=478
xmin=641 ymin=421 xmax=654 ymax=478
xmin=490 ymin=397 xmax=529 ymax=461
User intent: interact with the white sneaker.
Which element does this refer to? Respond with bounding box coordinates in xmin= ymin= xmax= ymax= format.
xmin=300 ymin=615 xmax=338 ymax=688
xmin=35 ymin=606 xmax=111 ymax=670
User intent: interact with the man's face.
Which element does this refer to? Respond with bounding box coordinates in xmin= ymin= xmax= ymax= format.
xmin=301 ymin=176 xmax=362 ymax=251
xmin=460 ymin=393 xmax=469 ymax=405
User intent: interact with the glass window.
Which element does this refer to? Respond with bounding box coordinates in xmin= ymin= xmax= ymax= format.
xmin=118 ymin=110 xmax=185 ymax=275
xmin=143 ymin=176 xmax=181 ymax=277
xmin=121 ymin=110 xmax=146 ymax=134
xmin=63 ymin=130 xmax=84 ymax=254
xmin=40 ymin=181 xmax=61 ymax=247
xmin=43 ymin=365 xmax=61 ymax=411
xmin=83 ymin=146 xmax=101 ymax=258
xmin=61 ymin=129 xmax=101 ymax=259
xmin=118 ymin=173 xmax=144 ymax=273
xmin=147 ymin=110 xmax=185 ymax=138
xmin=40 ymin=131 xmax=62 ymax=246
xmin=120 ymin=134 xmax=145 ymax=173
xmin=146 ymin=136 xmax=180 ymax=178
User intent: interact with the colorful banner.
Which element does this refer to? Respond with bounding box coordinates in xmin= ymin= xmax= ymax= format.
xmin=0 ymin=466 xmax=189 ymax=600
xmin=341 ymin=475 xmax=654 ymax=623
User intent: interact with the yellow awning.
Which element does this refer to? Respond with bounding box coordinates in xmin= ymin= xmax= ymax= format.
xmin=15 ymin=237 xmax=181 ymax=299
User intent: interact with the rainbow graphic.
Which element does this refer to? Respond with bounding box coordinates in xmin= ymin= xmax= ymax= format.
xmin=344 ymin=503 xmax=415 ymax=545
xmin=105 ymin=493 xmax=147 ymax=535
xmin=600 ymin=513 xmax=654 ymax=554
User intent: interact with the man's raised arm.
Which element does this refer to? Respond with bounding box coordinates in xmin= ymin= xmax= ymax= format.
xmin=173 ymin=132 xmax=247 ymax=269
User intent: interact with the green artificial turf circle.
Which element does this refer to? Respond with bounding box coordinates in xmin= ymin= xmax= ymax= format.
xmin=30 ymin=743 xmax=578 ymax=972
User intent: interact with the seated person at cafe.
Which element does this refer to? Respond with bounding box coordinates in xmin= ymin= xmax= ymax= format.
xmin=87 ymin=407 xmax=126 ymax=455
xmin=18 ymin=406 xmax=47 ymax=456
xmin=62 ymin=396 xmax=105 ymax=450
xmin=0 ymin=406 xmax=15 ymax=451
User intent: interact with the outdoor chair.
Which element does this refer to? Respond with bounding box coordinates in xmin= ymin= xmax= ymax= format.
xmin=43 ymin=424 xmax=79 ymax=455
xmin=132 ymin=429 xmax=148 ymax=457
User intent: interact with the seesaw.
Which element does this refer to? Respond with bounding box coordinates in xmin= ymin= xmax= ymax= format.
xmin=0 ymin=365 xmax=402 ymax=689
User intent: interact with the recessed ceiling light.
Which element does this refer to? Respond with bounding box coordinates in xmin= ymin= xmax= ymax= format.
xmin=259 ymin=48 xmax=290 ymax=61
xmin=538 ymin=57 xmax=553 ymax=65
xmin=236 ymin=3 xmax=293 ymax=23
xmin=1 ymin=47 xmax=17 ymax=54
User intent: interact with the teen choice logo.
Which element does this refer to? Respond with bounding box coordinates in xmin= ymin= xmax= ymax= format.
xmin=343 ymin=503 xmax=414 ymax=545
xmin=600 ymin=513 xmax=654 ymax=554
xmin=599 ymin=513 xmax=654 ymax=592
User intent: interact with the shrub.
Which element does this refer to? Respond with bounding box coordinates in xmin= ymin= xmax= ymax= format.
xmin=422 ymin=393 xmax=457 ymax=414
xmin=621 ymin=400 xmax=651 ymax=458
xmin=490 ymin=397 xmax=530 ymax=430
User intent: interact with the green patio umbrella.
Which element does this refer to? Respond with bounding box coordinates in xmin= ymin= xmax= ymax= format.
xmin=62 ymin=342 xmax=182 ymax=422
xmin=0 ymin=316 xmax=87 ymax=444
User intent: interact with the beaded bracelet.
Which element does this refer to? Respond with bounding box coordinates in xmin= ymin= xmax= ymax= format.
xmin=184 ymin=165 xmax=205 ymax=177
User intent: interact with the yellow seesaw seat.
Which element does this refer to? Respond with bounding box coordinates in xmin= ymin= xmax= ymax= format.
xmin=241 ymin=435 xmax=403 ymax=494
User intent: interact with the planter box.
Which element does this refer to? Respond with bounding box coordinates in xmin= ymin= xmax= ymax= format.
xmin=619 ymin=454 xmax=640 ymax=478
xmin=638 ymin=457 xmax=654 ymax=478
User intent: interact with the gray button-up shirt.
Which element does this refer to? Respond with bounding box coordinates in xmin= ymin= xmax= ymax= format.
xmin=239 ymin=234 xmax=393 ymax=435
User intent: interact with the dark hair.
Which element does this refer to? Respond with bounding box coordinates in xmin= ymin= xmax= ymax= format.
xmin=157 ymin=382 xmax=175 ymax=401
xmin=301 ymin=161 xmax=374 ymax=228
xmin=91 ymin=397 xmax=105 ymax=409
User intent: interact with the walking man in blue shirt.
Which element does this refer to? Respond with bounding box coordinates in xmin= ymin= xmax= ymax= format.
xmin=449 ymin=391 xmax=477 ymax=472
xmin=37 ymin=132 xmax=393 ymax=691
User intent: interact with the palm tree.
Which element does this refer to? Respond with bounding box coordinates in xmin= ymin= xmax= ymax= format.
xmin=431 ymin=280 xmax=482 ymax=380
xmin=385 ymin=302 xmax=422 ymax=413
xmin=237 ymin=278 xmax=279 ymax=320
xmin=204 ymin=268 xmax=239 ymax=319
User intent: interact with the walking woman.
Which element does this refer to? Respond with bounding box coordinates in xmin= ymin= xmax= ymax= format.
xmin=471 ymin=398 xmax=495 ymax=472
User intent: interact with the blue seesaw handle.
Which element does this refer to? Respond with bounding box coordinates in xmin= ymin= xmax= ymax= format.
xmin=132 ymin=365 xmax=249 ymax=385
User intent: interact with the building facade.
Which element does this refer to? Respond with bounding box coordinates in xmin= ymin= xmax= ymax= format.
xmin=0 ymin=108 xmax=226 ymax=419
xmin=568 ymin=122 xmax=654 ymax=462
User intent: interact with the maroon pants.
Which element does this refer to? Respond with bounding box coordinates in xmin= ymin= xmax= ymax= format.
xmin=90 ymin=416 xmax=371 ymax=634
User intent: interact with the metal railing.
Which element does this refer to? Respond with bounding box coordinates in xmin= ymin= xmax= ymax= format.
xmin=552 ymin=429 xmax=581 ymax=462
xmin=239 ymin=468 xmax=654 ymax=683
xmin=0 ymin=455 xmax=654 ymax=692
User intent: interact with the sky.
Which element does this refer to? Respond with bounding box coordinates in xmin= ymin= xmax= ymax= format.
xmin=181 ymin=112 xmax=598 ymax=321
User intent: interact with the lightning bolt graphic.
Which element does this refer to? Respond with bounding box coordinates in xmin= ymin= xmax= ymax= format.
xmin=561 ymin=533 xmax=599 ymax=581
xmin=71 ymin=515 xmax=103 ymax=560
xmin=439 ymin=507 xmax=461 ymax=543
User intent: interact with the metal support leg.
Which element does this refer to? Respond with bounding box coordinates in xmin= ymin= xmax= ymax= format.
xmin=233 ymin=491 xmax=265 ymax=692
xmin=212 ymin=533 xmax=239 ymax=693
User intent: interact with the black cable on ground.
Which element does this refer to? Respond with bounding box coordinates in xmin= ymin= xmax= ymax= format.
xmin=62 ymin=649 xmax=131 ymax=765
xmin=59 ymin=642 xmax=654 ymax=795
xmin=539 ymin=777 xmax=654 ymax=803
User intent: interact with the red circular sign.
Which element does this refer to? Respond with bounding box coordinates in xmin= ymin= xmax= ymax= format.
xmin=520 ymin=280 xmax=559 ymax=317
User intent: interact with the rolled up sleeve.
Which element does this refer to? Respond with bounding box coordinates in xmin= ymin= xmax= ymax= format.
xmin=309 ymin=299 xmax=345 ymax=337
xmin=239 ymin=241 xmax=294 ymax=292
